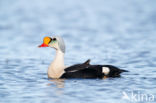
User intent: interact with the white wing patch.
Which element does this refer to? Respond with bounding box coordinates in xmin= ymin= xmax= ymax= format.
xmin=102 ymin=67 xmax=110 ymax=75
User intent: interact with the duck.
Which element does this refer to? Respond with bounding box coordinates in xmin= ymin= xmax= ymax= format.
xmin=38 ymin=36 xmax=128 ymax=79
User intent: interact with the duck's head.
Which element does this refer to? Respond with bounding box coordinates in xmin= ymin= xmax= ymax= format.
xmin=39 ymin=36 xmax=65 ymax=53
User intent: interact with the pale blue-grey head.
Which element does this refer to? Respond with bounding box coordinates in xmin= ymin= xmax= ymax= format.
xmin=49 ymin=36 xmax=65 ymax=53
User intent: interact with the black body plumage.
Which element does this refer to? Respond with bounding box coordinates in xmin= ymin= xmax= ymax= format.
xmin=61 ymin=59 xmax=128 ymax=79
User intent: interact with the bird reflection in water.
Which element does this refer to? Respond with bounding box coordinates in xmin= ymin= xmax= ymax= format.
xmin=48 ymin=79 xmax=65 ymax=88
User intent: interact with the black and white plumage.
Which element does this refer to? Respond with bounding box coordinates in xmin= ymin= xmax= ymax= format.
xmin=61 ymin=59 xmax=128 ymax=78
xmin=39 ymin=36 xmax=128 ymax=79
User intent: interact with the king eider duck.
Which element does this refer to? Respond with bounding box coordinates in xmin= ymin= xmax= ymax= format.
xmin=38 ymin=36 xmax=128 ymax=79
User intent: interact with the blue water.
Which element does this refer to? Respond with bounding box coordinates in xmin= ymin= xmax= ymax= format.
xmin=0 ymin=0 xmax=156 ymax=103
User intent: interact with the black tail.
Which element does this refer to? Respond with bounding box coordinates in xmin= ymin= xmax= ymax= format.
xmin=120 ymin=69 xmax=128 ymax=72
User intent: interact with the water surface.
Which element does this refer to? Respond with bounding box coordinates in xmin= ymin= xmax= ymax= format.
xmin=0 ymin=0 xmax=156 ymax=103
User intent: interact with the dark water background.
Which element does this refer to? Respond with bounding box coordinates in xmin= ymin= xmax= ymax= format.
xmin=0 ymin=0 xmax=156 ymax=103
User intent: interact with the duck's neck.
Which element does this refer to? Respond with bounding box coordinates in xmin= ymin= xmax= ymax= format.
xmin=48 ymin=50 xmax=65 ymax=78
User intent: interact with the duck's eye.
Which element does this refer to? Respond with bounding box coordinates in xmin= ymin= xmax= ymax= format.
xmin=53 ymin=38 xmax=56 ymax=41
